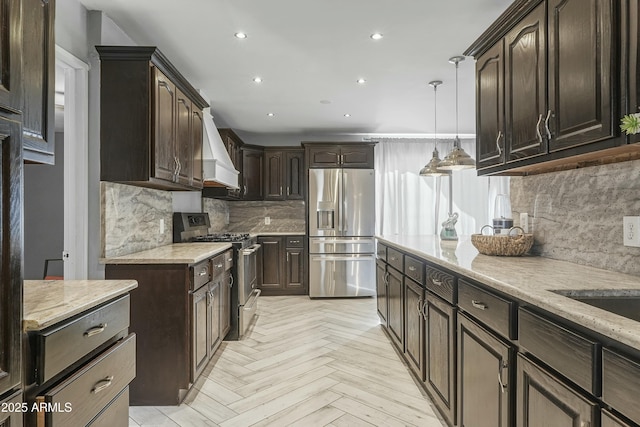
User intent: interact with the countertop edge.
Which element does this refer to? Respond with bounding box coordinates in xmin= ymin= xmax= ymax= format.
xmin=100 ymin=243 xmax=233 ymax=265
xmin=376 ymin=235 xmax=640 ymax=352
xmin=23 ymin=280 xmax=138 ymax=332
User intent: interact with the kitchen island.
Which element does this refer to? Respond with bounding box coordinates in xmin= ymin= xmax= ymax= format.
xmin=23 ymin=279 xmax=137 ymax=427
xmin=376 ymin=235 xmax=640 ymax=427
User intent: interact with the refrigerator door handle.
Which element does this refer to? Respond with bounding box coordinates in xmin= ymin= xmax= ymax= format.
xmin=337 ymin=170 xmax=344 ymax=233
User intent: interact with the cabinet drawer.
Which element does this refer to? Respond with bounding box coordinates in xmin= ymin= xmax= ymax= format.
xmin=192 ymin=259 xmax=211 ymax=290
xmin=286 ymin=236 xmax=304 ymax=248
xmin=376 ymin=242 xmax=387 ymax=260
xmin=458 ymin=280 xmax=515 ymax=339
xmin=37 ymin=295 xmax=130 ymax=384
xmin=425 ymin=266 xmax=456 ymax=304
xmin=211 ymin=253 xmax=226 ymax=277
xmin=603 ymin=348 xmax=640 ymax=423
xmin=519 ymin=308 xmax=597 ymax=395
xmin=404 ymin=256 xmax=424 ymax=285
xmin=387 ymin=247 xmax=403 ymax=272
xmin=88 ymin=387 xmax=129 ymax=427
xmin=223 ymin=250 xmax=234 ymax=271
xmin=37 ymin=333 xmax=136 ymax=427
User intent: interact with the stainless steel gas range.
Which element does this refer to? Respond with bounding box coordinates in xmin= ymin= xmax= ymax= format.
xmin=174 ymin=213 xmax=261 ymax=340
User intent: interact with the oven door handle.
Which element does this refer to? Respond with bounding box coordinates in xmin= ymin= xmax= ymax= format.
xmin=244 ymin=289 xmax=261 ymax=310
xmin=242 ymin=243 xmax=261 ymax=255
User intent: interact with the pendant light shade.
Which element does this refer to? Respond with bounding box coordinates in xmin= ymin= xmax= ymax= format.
xmin=420 ymin=80 xmax=449 ymax=177
xmin=439 ymin=56 xmax=476 ymax=171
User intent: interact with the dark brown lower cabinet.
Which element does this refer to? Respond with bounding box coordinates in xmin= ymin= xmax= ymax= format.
xmin=376 ymin=260 xmax=388 ymax=326
xmin=387 ymin=266 xmax=404 ymax=351
xmin=221 ymin=269 xmax=231 ymax=338
xmin=424 ymin=292 xmax=456 ymax=427
xmin=516 ymin=354 xmax=598 ymax=427
xmin=457 ymin=313 xmax=513 ymax=427
xmin=0 ymin=391 xmax=23 ymax=427
xmin=404 ymin=278 xmax=424 ymax=380
xmin=192 ymin=285 xmax=208 ymax=381
xmin=258 ymin=236 xmax=307 ymax=295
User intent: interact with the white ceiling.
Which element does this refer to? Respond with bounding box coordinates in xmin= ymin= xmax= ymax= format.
xmin=77 ymin=0 xmax=512 ymax=143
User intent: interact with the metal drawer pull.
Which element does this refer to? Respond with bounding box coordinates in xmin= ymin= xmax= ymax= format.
xmin=216 ymin=263 xmax=223 ymax=269
xmin=432 ymin=279 xmax=442 ymax=286
xmin=471 ymin=300 xmax=487 ymax=310
xmin=227 ymin=258 xmax=233 ymax=262
xmin=229 ymin=275 xmax=234 ymax=287
xmin=290 ymin=240 xmax=300 ymax=243
xmin=496 ymin=131 xmax=503 ymax=155
xmin=498 ymin=361 xmax=508 ymax=393
xmin=84 ymin=324 xmax=107 ymax=337
xmin=91 ymin=376 xmax=114 ymax=394
xmin=408 ymin=266 xmax=416 ymax=271
xmin=390 ymin=256 xmax=397 ymax=261
xmin=421 ymin=300 xmax=428 ymax=320
xmin=416 ymin=298 xmax=423 ymax=315
xmin=199 ymin=269 xmax=208 ymax=276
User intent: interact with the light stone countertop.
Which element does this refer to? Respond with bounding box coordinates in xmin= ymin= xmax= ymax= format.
xmin=377 ymin=234 xmax=640 ymax=351
xmin=251 ymin=232 xmax=306 ymax=236
xmin=23 ymin=279 xmax=138 ymax=331
xmin=101 ymin=243 xmax=233 ymax=265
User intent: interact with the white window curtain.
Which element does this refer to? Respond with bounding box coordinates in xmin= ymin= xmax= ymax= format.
xmin=374 ymin=138 xmax=509 ymax=236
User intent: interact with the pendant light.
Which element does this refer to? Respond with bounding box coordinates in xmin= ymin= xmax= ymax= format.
xmin=419 ymin=80 xmax=449 ymax=177
xmin=439 ymin=55 xmax=476 ymax=171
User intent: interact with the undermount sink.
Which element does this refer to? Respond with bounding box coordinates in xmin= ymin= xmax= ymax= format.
xmin=551 ymin=290 xmax=640 ymax=323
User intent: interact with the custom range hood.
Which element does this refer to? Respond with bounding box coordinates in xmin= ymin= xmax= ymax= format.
xmin=202 ymin=106 xmax=240 ymax=189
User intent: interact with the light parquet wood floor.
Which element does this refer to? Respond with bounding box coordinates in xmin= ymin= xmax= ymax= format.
xmin=129 ymin=296 xmax=446 ymax=427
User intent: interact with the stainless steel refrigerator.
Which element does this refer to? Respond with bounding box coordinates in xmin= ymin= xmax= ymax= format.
xmin=308 ymin=168 xmax=376 ymax=297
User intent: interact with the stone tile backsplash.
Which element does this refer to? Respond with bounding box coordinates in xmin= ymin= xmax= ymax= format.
xmin=101 ymin=182 xmax=173 ymax=257
xmin=511 ymin=159 xmax=640 ymax=276
xmin=227 ymin=200 xmax=305 ymax=233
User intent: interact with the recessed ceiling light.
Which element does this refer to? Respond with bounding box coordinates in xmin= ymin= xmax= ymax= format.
xmin=356 ymin=78 xmax=366 ymax=84
xmin=344 ymin=113 xmax=351 ymax=117
xmin=267 ymin=112 xmax=275 ymax=117
xmin=253 ymin=77 xmax=262 ymax=83
xmin=234 ymin=32 xmax=247 ymax=39
xmin=370 ymin=33 xmax=383 ymax=40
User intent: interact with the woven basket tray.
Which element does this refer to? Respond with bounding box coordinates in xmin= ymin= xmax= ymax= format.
xmin=471 ymin=232 xmax=534 ymax=256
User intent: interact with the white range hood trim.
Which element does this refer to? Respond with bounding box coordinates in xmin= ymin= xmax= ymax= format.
xmin=201 ymin=109 xmax=239 ymax=189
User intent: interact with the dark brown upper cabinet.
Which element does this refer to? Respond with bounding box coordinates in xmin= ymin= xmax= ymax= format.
xmin=0 ymin=0 xmax=22 ymax=114
xmin=241 ymin=146 xmax=264 ymax=200
xmin=466 ymin=0 xmax=620 ymax=175
xmin=264 ymin=148 xmax=305 ymax=200
xmin=304 ymin=142 xmax=375 ymax=168
xmin=96 ymin=46 xmax=208 ymax=191
xmin=22 ymin=0 xmax=55 ymax=164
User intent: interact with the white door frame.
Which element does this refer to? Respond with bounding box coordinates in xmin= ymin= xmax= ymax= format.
xmin=56 ymin=45 xmax=89 ymax=279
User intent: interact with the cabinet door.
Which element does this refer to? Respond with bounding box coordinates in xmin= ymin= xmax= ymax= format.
xmin=404 ymin=278 xmax=424 ymax=380
xmin=376 ymin=261 xmax=388 ymax=326
xmin=264 ymin=150 xmax=285 ymax=200
xmin=307 ymin=146 xmax=341 ymax=167
xmin=175 ymin=88 xmax=192 ymax=186
xmin=259 ymin=236 xmax=284 ymax=291
xmin=208 ymin=281 xmax=221 ymax=356
xmin=627 ymin=0 xmax=640 ymax=145
xmin=220 ymin=270 xmax=231 ymax=338
xmin=242 ymin=148 xmax=263 ymax=200
xmin=424 ymin=293 xmax=456 ymax=427
xmin=516 ymin=354 xmax=598 ymax=427
xmin=341 ymin=146 xmax=374 ymax=168
xmin=192 ymin=285 xmax=208 ymax=381
xmin=22 ymin=0 xmax=55 ymax=164
xmin=285 ymin=247 xmax=305 ymax=293
xmin=458 ymin=314 xmax=512 ymax=427
xmin=476 ymin=41 xmax=505 ymax=169
xmin=191 ymin=108 xmax=204 ymax=189
xmin=0 ymin=0 xmax=21 ymax=112
xmin=504 ymin=1 xmax=547 ymax=163
xmin=0 ymin=391 xmax=23 ymax=427
xmin=0 ymin=116 xmax=21 ymax=397
xmin=285 ymin=150 xmax=305 ymax=199
xmin=153 ymin=68 xmax=177 ymax=182
xmin=387 ymin=267 xmax=404 ymax=351
xmin=547 ymin=0 xmax=615 ymax=151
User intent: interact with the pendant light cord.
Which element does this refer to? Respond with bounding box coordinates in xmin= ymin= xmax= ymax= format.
xmin=455 ymin=61 xmax=459 ymax=144
xmin=434 ymin=84 xmax=438 ymax=151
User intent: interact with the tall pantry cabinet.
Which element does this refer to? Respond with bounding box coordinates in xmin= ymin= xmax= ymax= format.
xmin=2 ymin=0 xmax=56 ymax=425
